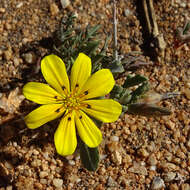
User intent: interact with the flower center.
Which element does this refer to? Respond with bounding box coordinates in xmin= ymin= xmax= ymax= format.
xmin=65 ymin=95 xmax=80 ymax=110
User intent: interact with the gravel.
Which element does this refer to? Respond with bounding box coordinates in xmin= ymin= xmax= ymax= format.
xmin=0 ymin=0 xmax=190 ymax=189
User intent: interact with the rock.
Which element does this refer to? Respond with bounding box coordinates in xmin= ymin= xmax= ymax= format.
xmin=151 ymin=177 xmax=165 ymax=189
xmin=0 ymin=8 xmax=5 ymax=13
xmin=112 ymin=151 xmax=122 ymax=165
xmin=6 ymin=186 xmax=13 ymax=190
xmin=16 ymin=2 xmax=24 ymax=8
xmin=39 ymin=171 xmax=48 ymax=178
xmin=34 ymin=183 xmax=43 ymax=190
xmin=110 ymin=135 xmax=119 ymax=142
xmin=68 ymin=160 xmax=75 ymax=166
xmin=13 ymin=57 xmax=20 ymax=66
xmin=147 ymin=154 xmax=157 ymax=166
xmin=22 ymin=52 xmax=36 ymax=64
xmin=138 ymin=148 xmax=149 ymax=158
xmin=53 ymin=178 xmax=63 ymax=188
xmin=181 ymin=184 xmax=190 ymax=190
xmin=149 ymin=165 xmax=157 ymax=171
xmin=60 ymin=0 xmax=70 ymax=8
xmin=169 ymin=184 xmax=178 ymax=190
xmin=40 ymin=178 xmax=47 ymax=185
xmin=107 ymin=176 xmax=118 ymax=187
xmin=128 ymin=162 xmax=148 ymax=175
xmin=50 ymin=3 xmax=59 ymax=16
xmin=124 ymin=9 xmax=132 ymax=17
xmin=161 ymin=162 xmax=178 ymax=172
xmin=184 ymin=88 xmax=190 ymax=99
xmin=107 ymin=142 xmax=118 ymax=152
xmin=3 ymin=48 xmax=12 ymax=61
xmin=165 ymin=120 xmax=175 ymax=130
xmin=163 ymin=172 xmax=176 ymax=182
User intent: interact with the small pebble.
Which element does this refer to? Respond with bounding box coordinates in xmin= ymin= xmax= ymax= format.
xmin=22 ymin=52 xmax=36 ymax=64
xmin=39 ymin=171 xmax=48 ymax=178
xmin=169 ymin=184 xmax=178 ymax=190
xmin=147 ymin=154 xmax=157 ymax=166
xmin=6 ymin=186 xmax=12 ymax=190
xmin=163 ymin=172 xmax=176 ymax=182
xmin=53 ymin=178 xmax=63 ymax=188
xmin=60 ymin=0 xmax=70 ymax=8
xmin=16 ymin=2 xmax=24 ymax=8
xmin=50 ymin=3 xmax=59 ymax=16
xmin=184 ymin=88 xmax=190 ymax=99
xmin=151 ymin=177 xmax=165 ymax=189
xmin=107 ymin=176 xmax=118 ymax=187
xmin=110 ymin=135 xmax=119 ymax=142
xmin=124 ymin=9 xmax=132 ymax=16
xmin=68 ymin=160 xmax=75 ymax=166
xmin=181 ymin=183 xmax=190 ymax=190
xmin=40 ymin=178 xmax=47 ymax=185
xmin=113 ymin=151 xmax=122 ymax=165
xmin=0 ymin=8 xmax=5 ymax=13
xmin=128 ymin=163 xmax=148 ymax=175
xmin=13 ymin=57 xmax=20 ymax=67
xmin=149 ymin=165 xmax=156 ymax=171
xmin=3 ymin=48 xmax=12 ymax=61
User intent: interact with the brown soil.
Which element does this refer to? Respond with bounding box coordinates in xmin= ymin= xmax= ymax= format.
xmin=0 ymin=0 xmax=190 ymax=189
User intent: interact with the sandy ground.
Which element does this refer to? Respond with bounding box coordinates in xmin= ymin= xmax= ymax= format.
xmin=0 ymin=0 xmax=190 ymax=189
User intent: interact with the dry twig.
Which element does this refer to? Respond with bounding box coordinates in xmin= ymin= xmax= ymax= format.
xmin=142 ymin=0 xmax=166 ymax=62
xmin=113 ymin=0 xmax=118 ymax=61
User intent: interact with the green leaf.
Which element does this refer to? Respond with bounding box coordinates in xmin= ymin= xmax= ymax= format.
xmin=86 ymin=25 xmax=101 ymax=38
xmin=78 ymin=137 xmax=99 ymax=171
xmin=109 ymin=60 xmax=124 ymax=73
xmin=82 ymin=41 xmax=100 ymax=56
xmin=119 ymin=90 xmax=132 ymax=105
xmin=123 ymin=74 xmax=148 ymax=88
xmin=183 ymin=21 xmax=190 ymax=35
xmin=110 ymin=85 xmax=124 ymax=99
xmin=127 ymin=103 xmax=171 ymax=116
xmin=131 ymin=82 xmax=149 ymax=102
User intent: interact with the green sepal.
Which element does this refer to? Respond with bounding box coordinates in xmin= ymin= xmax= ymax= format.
xmin=123 ymin=74 xmax=148 ymax=88
xmin=78 ymin=137 xmax=99 ymax=172
xmin=127 ymin=103 xmax=171 ymax=116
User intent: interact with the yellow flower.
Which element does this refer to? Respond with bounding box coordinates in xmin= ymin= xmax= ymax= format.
xmin=23 ymin=53 xmax=122 ymax=156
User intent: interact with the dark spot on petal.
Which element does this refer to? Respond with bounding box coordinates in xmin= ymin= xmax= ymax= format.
xmin=84 ymin=90 xmax=88 ymax=95
xmin=55 ymin=108 xmax=60 ymax=113
xmin=87 ymin=104 xmax=91 ymax=109
xmin=62 ymin=86 xmax=66 ymax=90
xmin=79 ymin=115 xmax=82 ymax=119
xmin=54 ymin=96 xmax=58 ymax=99
xmin=68 ymin=117 xmax=71 ymax=121
xmin=75 ymin=84 xmax=79 ymax=88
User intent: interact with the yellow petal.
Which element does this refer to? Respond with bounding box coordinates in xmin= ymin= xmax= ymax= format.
xmin=24 ymin=104 xmax=65 ymax=129
xmin=70 ymin=53 xmax=91 ymax=94
xmin=80 ymin=69 xmax=115 ymax=100
xmin=75 ymin=110 xmax=102 ymax=148
xmin=54 ymin=112 xmax=77 ymax=156
xmin=41 ymin=54 xmax=70 ymax=96
xmin=82 ymin=99 xmax=122 ymax=123
xmin=23 ymin=82 xmax=63 ymax=104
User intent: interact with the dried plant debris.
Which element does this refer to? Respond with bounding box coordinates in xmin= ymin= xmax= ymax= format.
xmin=142 ymin=0 xmax=166 ymax=61
xmin=0 ymin=87 xmax=24 ymax=114
xmin=175 ymin=20 xmax=190 ymax=48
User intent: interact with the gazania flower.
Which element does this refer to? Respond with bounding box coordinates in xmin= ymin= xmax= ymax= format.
xmin=23 ymin=53 xmax=122 ymax=156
